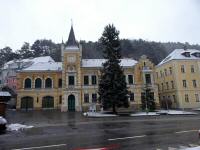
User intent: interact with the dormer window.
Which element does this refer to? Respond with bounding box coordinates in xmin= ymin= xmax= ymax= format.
xmin=181 ymin=52 xmax=190 ymax=57
xmin=191 ymin=52 xmax=200 ymax=58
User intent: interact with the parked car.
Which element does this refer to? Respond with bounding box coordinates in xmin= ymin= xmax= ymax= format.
xmin=0 ymin=116 xmax=7 ymax=133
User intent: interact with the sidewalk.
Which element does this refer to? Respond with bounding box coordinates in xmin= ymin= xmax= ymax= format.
xmin=5 ymin=109 xmax=88 ymax=127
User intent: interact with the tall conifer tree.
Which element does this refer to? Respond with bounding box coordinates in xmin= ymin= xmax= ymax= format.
xmin=98 ymin=24 xmax=129 ymax=113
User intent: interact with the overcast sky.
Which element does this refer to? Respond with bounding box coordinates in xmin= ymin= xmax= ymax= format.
xmin=0 ymin=0 xmax=200 ymax=50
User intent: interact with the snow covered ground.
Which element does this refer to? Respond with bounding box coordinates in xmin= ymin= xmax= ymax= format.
xmin=130 ymin=112 xmax=159 ymax=116
xmin=185 ymin=146 xmax=200 ymax=150
xmin=83 ymin=112 xmax=118 ymax=117
xmin=131 ymin=110 xmax=197 ymax=117
xmin=0 ymin=116 xmax=7 ymax=124
xmin=157 ymin=110 xmax=197 ymax=115
xmin=7 ymin=123 xmax=33 ymax=131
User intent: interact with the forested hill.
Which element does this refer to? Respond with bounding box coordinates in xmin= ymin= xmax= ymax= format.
xmin=81 ymin=39 xmax=200 ymax=64
xmin=1 ymin=39 xmax=200 ymax=67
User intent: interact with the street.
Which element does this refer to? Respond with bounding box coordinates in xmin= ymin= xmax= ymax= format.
xmin=1 ymin=111 xmax=200 ymax=150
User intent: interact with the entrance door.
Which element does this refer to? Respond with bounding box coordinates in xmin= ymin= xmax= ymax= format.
xmin=68 ymin=95 xmax=75 ymax=111
xmin=21 ymin=96 xmax=33 ymax=110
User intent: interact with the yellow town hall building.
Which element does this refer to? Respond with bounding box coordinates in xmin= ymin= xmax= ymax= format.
xmin=16 ymin=25 xmax=159 ymax=111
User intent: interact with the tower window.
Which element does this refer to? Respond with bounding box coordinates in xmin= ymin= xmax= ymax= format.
xmin=68 ymin=76 xmax=75 ymax=85
xmin=145 ymin=74 xmax=151 ymax=84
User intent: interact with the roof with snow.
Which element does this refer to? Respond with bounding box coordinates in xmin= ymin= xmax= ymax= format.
xmin=158 ymin=49 xmax=200 ymax=66
xmin=20 ymin=58 xmax=137 ymax=72
xmin=22 ymin=62 xmax=62 ymax=72
xmin=2 ymin=56 xmax=55 ymax=69
xmin=82 ymin=59 xmax=137 ymax=68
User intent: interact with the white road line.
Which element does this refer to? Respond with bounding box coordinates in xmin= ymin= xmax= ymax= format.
xmin=12 ymin=144 xmax=67 ymax=150
xmin=108 ymin=135 xmax=146 ymax=141
xmin=175 ymin=130 xmax=197 ymax=134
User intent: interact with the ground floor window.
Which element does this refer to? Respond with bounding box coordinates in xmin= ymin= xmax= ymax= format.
xmin=84 ymin=93 xmax=89 ymax=103
xmin=130 ymin=93 xmax=134 ymax=101
xmin=21 ymin=96 xmax=33 ymax=109
xmin=92 ymin=93 xmax=97 ymax=103
xmin=42 ymin=96 xmax=54 ymax=108
xmin=195 ymin=94 xmax=199 ymax=102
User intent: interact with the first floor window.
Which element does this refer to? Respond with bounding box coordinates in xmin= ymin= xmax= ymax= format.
xmin=182 ymin=80 xmax=187 ymax=88
xmin=58 ymin=79 xmax=62 ymax=88
xmin=128 ymin=75 xmax=133 ymax=84
xmin=92 ymin=75 xmax=97 ymax=85
xmin=84 ymin=76 xmax=89 ymax=85
xmin=84 ymin=93 xmax=89 ymax=103
xmin=24 ymin=78 xmax=32 ymax=88
xmin=45 ymin=78 xmax=52 ymax=88
xmin=193 ymin=80 xmax=197 ymax=88
xmin=171 ymin=81 xmax=174 ymax=89
xmin=92 ymin=93 xmax=97 ymax=103
xmin=185 ymin=94 xmax=189 ymax=102
xmin=59 ymin=95 xmax=62 ymax=104
xmin=195 ymin=94 xmax=199 ymax=102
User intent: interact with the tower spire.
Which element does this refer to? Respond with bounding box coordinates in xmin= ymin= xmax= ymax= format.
xmin=66 ymin=22 xmax=78 ymax=47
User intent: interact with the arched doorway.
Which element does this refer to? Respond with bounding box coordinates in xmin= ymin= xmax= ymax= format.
xmin=42 ymin=96 xmax=54 ymax=109
xmin=68 ymin=95 xmax=75 ymax=111
xmin=21 ymin=96 xmax=33 ymax=110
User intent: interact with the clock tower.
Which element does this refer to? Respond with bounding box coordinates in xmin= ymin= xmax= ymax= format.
xmin=61 ymin=25 xmax=82 ymax=112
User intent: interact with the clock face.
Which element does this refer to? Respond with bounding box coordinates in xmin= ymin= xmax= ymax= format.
xmin=68 ymin=56 xmax=76 ymax=63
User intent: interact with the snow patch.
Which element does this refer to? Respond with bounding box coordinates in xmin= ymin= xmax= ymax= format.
xmin=83 ymin=112 xmax=117 ymax=117
xmin=131 ymin=112 xmax=159 ymax=116
xmin=185 ymin=146 xmax=200 ymax=150
xmin=0 ymin=116 xmax=7 ymax=124
xmin=82 ymin=59 xmax=137 ymax=68
xmin=157 ymin=110 xmax=197 ymax=115
xmin=7 ymin=123 xmax=33 ymax=131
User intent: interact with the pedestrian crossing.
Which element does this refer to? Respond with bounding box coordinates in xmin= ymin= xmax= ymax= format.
xmin=156 ymin=143 xmax=200 ymax=150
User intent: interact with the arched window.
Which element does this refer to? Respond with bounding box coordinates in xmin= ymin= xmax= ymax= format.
xmin=24 ymin=78 xmax=31 ymax=88
xmin=58 ymin=79 xmax=62 ymax=88
xmin=45 ymin=78 xmax=52 ymax=88
xmin=35 ymin=78 xmax=42 ymax=88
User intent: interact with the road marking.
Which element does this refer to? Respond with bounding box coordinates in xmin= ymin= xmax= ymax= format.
xmin=108 ymin=135 xmax=146 ymax=141
xmin=175 ymin=130 xmax=197 ymax=134
xmin=12 ymin=144 xmax=67 ymax=150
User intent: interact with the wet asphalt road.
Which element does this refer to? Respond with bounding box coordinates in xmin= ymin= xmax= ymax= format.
xmin=1 ymin=111 xmax=200 ymax=150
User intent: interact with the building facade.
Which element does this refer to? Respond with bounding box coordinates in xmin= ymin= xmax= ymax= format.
xmin=16 ymin=25 xmax=159 ymax=111
xmin=155 ymin=49 xmax=200 ymax=109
